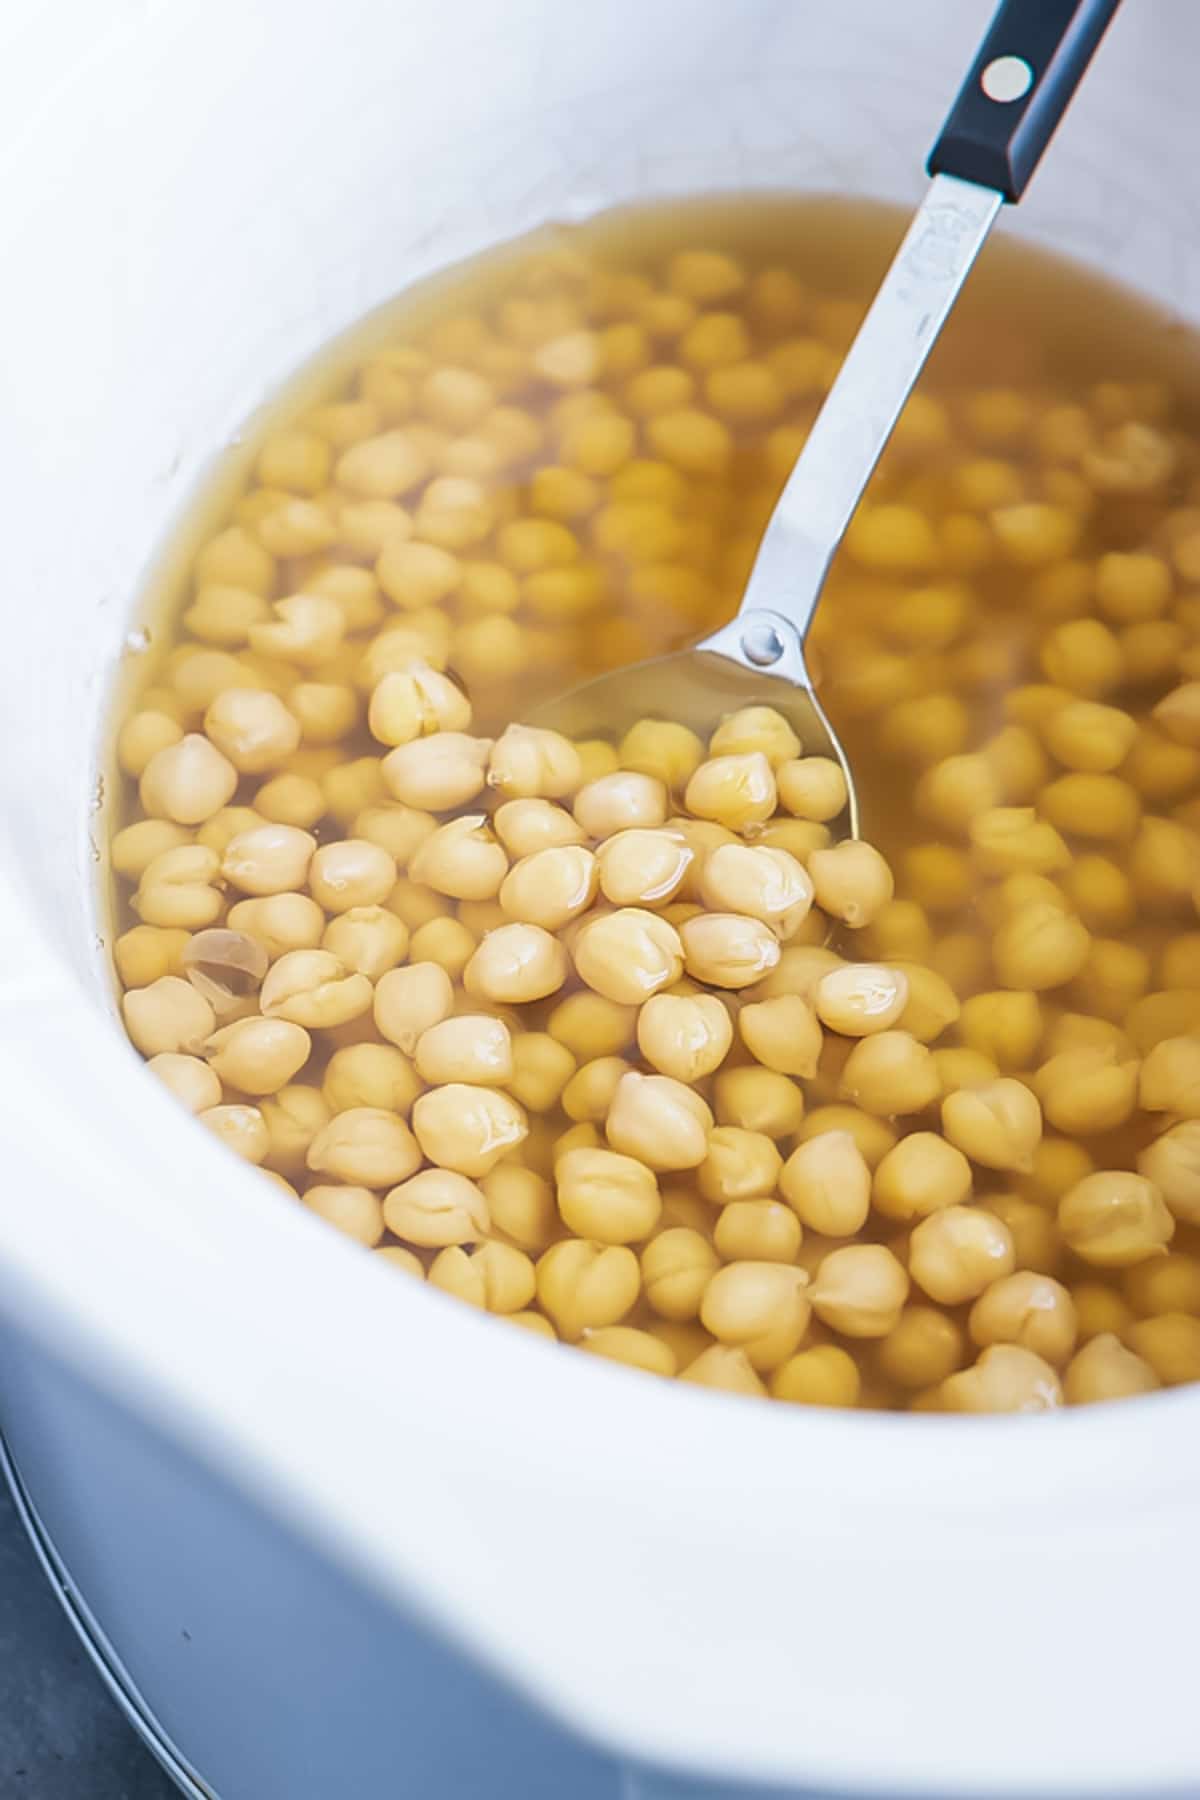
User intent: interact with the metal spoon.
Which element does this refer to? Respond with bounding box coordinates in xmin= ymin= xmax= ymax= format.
xmin=533 ymin=0 xmax=1120 ymax=836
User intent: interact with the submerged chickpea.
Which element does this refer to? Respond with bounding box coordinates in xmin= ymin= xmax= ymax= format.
xmin=680 ymin=913 xmax=780 ymax=989
xmin=464 ymin=923 xmax=569 ymax=1004
xmin=699 ymin=843 xmax=813 ymax=938
xmin=968 ymin=1271 xmax=1077 ymax=1366
xmin=873 ymin=1132 xmax=972 ymax=1221
xmin=493 ymin=798 xmax=587 ymax=858
xmin=781 ymin=1131 xmax=871 ymax=1237
xmin=123 ymin=978 xmax=216 ymax=1058
xmin=411 ymin=1083 xmax=528 ymax=1177
xmin=738 ymin=994 xmax=822 ymax=1078
xmin=1058 ymin=1171 xmax=1174 ymax=1268
xmin=147 ymin=1052 xmax=222 ymax=1115
xmin=941 ymin=1079 xmax=1042 ymax=1173
xmin=536 ymin=1239 xmax=641 ymax=1340
xmin=573 ymin=908 xmax=683 ymax=1004
xmin=606 ymin=1071 xmax=711 ymax=1172
xmin=811 ymin=1245 xmax=908 ymax=1338
xmin=839 ymin=1031 xmax=940 ymax=1117
xmin=383 ymin=1168 xmax=489 ymax=1248
xmin=700 ymin=1263 xmax=810 ymax=1370
xmin=909 ymin=1206 xmax=1015 ymax=1305
xmin=415 ymin=1014 xmax=514 ymax=1087
xmin=684 ymin=752 xmax=776 ymax=829
xmin=140 ymin=734 xmax=238 ymax=825
xmin=500 ymin=844 xmax=598 ymax=928
xmin=557 ymin=1146 xmax=661 ymax=1243
xmin=814 ymin=964 xmax=909 ymax=1036
xmin=205 ymin=1015 xmax=311 ymax=1095
xmin=941 ymin=1344 xmax=1062 ymax=1413
xmin=1064 ymin=1332 xmax=1160 ymax=1405
xmin=595 ymin=829 xmax=692 ymax=908
xmin=807 ymin=841 xmax=894 ymax=929
xmin=260 ymin=950 xmax=373 ymax=1029
xmin=574 ymin=770 xmax=668 ymax=837
xmin=306 ymin=1108 xmax=422 ymax=1187
xmin=382 ymin=733 xmax=492 ymax=809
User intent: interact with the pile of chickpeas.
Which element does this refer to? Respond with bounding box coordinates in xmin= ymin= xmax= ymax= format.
xmin=109 ymin=209 xmax=1200 ymax=1412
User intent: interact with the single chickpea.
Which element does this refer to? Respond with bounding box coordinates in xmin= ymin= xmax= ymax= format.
xmin=968 ymin=1271 xmax=1077 ymax=1366
xmin=146 ymin=1052 xmax=222 ymax=1115
xmin=556 ymin=1145 xmax=661 ymax=1243
xmin=202 ymin=689 xmax=301 ymax=776
xmin=1041 ymin=698 xmax=1138 ymax=775
xmin=991 ymin=900 xmax=1090 ymax=992
xmin=1058 ymin=1171 xmax=1175 ymax=1268
xmin=304 ymin=1108 xmax=422 ymax=1189
xmin=594 ymin=829 xmax=692 ymax=909
xmin=684 ymin=752 xmax=776 ymax=830
xmin=220 ymin=824 xmax=316 ymax=898
xmin=980 ymin=1195 xmax=1062 ymax=1276
xmin=1154 ymin=680 xmax=1200 ymax=748
xmin=680 ymin=914 xmax=781 ymax=990
xmin=960 ymin=990 xmax=1043 ymax=1070
xmin=797 ymin=1104 xmax=897 ymax=1168
xmin=462 ymin=922 xmax=569 ymax=1005
xmin=940 ymin=1078 xmax=1042 ymax=1174
xmin=1064 ymin=1333 xmax=1160 ymax=1405
xmin=411 ymin=1083 xmax=527 ymax=1178
xmin=405 ymin=815 xmax=506 ymax=903
xmin=1124 ymin=1252 xmax=1200 ymax=1319
xmin=224 ymin=894 xmax=324 ymax=960
xmin=1127 ymin=991 xmax=1200 ymax=1055
xmin=259 ymin=949 xmax=373 ymax=1029
xmin=413 ymin=1014 xmax=514 ymax=1089
xmin=381 ymin=733 xmax=492 ymax=810
xmin=429 ymin=1242 xmax=538 ymax=1316
xmin=813 ymin=964 xmax=909 ymax=1038
xmin=1138 ymin=1121 xmax=1200 ymax=1225
xmin=679 ymin=1345 xmax=767 ymax=1395
xmin=909 ymin=1206 xmax=1015 ymax=1305
xmin=253 ymin=773 xmax=326 ymax=830
xmin=373 ymin=962 xmax=453 ymax=1054
xmin=307 ymin=839 xmax=396 ymax=914
xmin=1039 ymin=772 xmax=1141 ymax=841
xmin=204 ymin=1015 xmax=311 ymax=1096
xmin=713 ymin=1200 xmax=800 ymax=1266
xmin=258 ymin=1084 xmax=331 ymax=1178
xmin=698 ymin=843 xmax=813 ymax=939
xmin=571 ymin=908 xmax=683 ymax=1005
xmin=500 ymin=1034 xmax=573 ymax=1118
xmin=299 ymin=1185 xmax=384 ymax=1248
xmin=1139 ymin=1035 xmax=1200 ymax=1117
xmin=780 ymin=1131 xmax=871 ymax=1236
xmin=123 ymin=977 xmax=216 ymax=1058
xmin=605 ymin=1070 xmax=711 ymax=1173
xmin=198 ymin=1103 xmax=270 ymax=1163
xmin=132 ymin=845 xmax=225 ymax=930
xmin=381 ymin=1168 xmax=488 ymax=1248
xmin=367 ymin=664 xmax=470 ymax=748
xmin=933 ymin=1050 xmax=999 ymax=1097
xmin=573 ymin=770 xmax=668 ymax=837
xmin=499 ymin=844 xmax=598 ymax=930
xmin=139 ymin=733 xmax=238 ymax=825
xmin=811 ymin=1244 xmax=908 ymax=1337
xmin=639 ymin=1229 xmax=718 ymax=1323
xmin=692 ymin=1121 xmax=780 ymax=1202
xmin=714 ymin=1067 xmax=805 ymax=1137
xmin=536 ymin=1239 xmax=640 ymax=1340
xmin=562 ymin=1056 xmax=632 ymax=1124
xmin=807 ymin=841 xmax=894 ymax=930
xmin=707 ymin=706 xmax=800 ymax=769
xmin=876 ymin=1306 xmax=965 ymax=1390
xmin=579 ymin=1327 xmax=676 ymax=1378
xmin=479 ymin=1164 xmax=558 ymax=1255
xmin=318 ymin=907 xmax=408 ymax=982
xmin=486 ymin=724 xmax=582 ymax=801
xmin=1034 ymin=1046 xmax=1139 ymax=1137
xmin=618 ymin=719 xmax=705 ymax=790
xmin=1121 ymin=1314 xmax=1200 ymax=1386
xmin=839 ymin=1031 xmax=940 ymax=1117
xmin=738 ymin=993 xmax=823 ymax=1078
xmin=890 ymin=964 xmax=960 ymax=1046
xmin=770 ymin=1345 xmax=862 ymax=1408
xmin=1073 ymin=1283 xmax=1134 ymax=1342
xmin=547 ymin=992 xmax=637 ymax=1061
xmin=636 ymin=992 xmax=733 ymax=1083
xmin=322 ymin=757 xmax=390 ymax=827
xmin=117 ymin=709 xmax=185 ymax=780
xmin=699 ymin=1262 xmax=811 ymax=1371
xmin=940 ymin=1344 xmax=1062 ymax=1413
xmin=318 ymin=1042 xmax=416 ymax=1119
xmin=492 ymin=798 xmax=586 ymax=859
xmin=774 ymin=755 xmax=849 ymax=823
xmin=968 ymin=808 xmax=1070 ymax=878
xmin=873 ymin=1132 xmax=972 ymax=1221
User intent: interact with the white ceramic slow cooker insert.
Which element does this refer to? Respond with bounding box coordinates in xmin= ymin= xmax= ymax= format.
xmin=1 ymin=3 xmax=1198 ymax=1796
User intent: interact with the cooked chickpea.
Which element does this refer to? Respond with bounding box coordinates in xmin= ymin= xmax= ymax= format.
xmin=1138 ymin=1121 xmax=1200 ymax=1225
xmin=1064 ymin=1333 xmax=1160 ymax=1404
xmin=486 ymin=723 xmax=582 ymax=800
xmin=618 ymin=719 xmax=704 ymax=790
xmin=367 ymin=664 xmax=470 ymax=747
xmin=1121 ymin=1314 xmax=1200 ymax=1386
xmin=737 ymin=994 xmax=822 ymax=1077
xmin=414 ymin=1014 xmax=514 ymax=1087
xmin=680 ymin=913 xmax=780 ymax=989
xmin=536 ymin=1239 xmax=640 ymax=1340
xmin=699 ymin=1261 xmax=810 ymax=1371
xmin=684 ymin=752 xmax=776 ymax=829
xmin=968 ymin=1271 xmax=1077 ymax=1366
xmin=636 ymin=992 xmax=733 ymax=1083
xmin=769 ymin=1345 xmax=861 ymax=1407
xmin=1139 ymin=1035 xmax=1200 ymax=1118
xmin=780 ymin=1131 xmax=871 ymax=1236
xmin=699 ymin=843 xmax=813 ymax=939
xmin=381 ymin=733 xmax=492 ymax=810
xmin=594 ymin=829 xmax=692 ymax=909
xmin=605 ymin=1071 xmax=711 ymax=1172
xmin=573 ymin=770 xmax=668 ymax=837
xmin=959 ymin=990 xmax=1043 ymax=1070
xmin=1035 ymin=1046 xmax=1139 ymax=1137
xmin=872 ymin=1132 xmax=972 ymax=1221
xmin=308 ymin=839 xmax=397 ymax=913
xmin=941 ymin=1344 xmax=1062 ymax=1413
xmin=909 ymin=1206 xmax=1015 ymax=1305
xmin=132 ymin=845 xmax=224 ymax=930
xmin=992 ymin=900 xmax=1090 ymax=991
xmin=556 ymin=1145 xmax=661 ymax=1243
xmin=221 ymin=824 xmax=316 ymax=897
xmin=140 ymin=733 xmax=238 ymax=825
xmin=714 ymin=1067 xmax=805 ymax=1137
xmin=1058 ymin=1171 xmax=1174 ymax=1267
xmin=561 ymin=1056 xmax=631 ymax=1124
xmin=146 ymin=1052 xmax=222 ymax=1114
xmin=492 ymin=798 xmax=586 ymax=859
xmin=499 ymin=845 xmax=598 ymax=929
xmin=807 ymin=841 xmax=893 ymax=929
xmin=697 ymin=1128 xmax=782 ymax=1205
xmin=462 ymin=922 xmax=568 ymax=1004
xmin=383 ymin=1168 xmax=489 ymax=1247
xmin=813 ymin=963 xmax=908 ymax=1038
xmin=876 ymin=1307 xmax=965 ymax=1390
xmin=940 ymin=1078 xmax=1042 ymax=1173
xmin=679 ymin=1346 xmax=766 ymax=1396
xmin=203 ymin=1011 xmax=309 ymax=1105
xmin=258 ymin=949 xmax=372 ymax=1030
xmin=811 ymin=1244 xmax=908 ymax=1337
xmin=411 ymin=1082 xmax=527 ymax=1177
xmin=570 ymin=908 xmax=681 ymax=1004
xmin=123 ymin=977 xmax=216 ymax=1058
xmin=198 ymin=1103 xmax=270 ymax=1163
xmin=839 ymin=1031 xmax=940 ymax=1117
xmin=776 ymin=756 xmax=848 ymax=823
xmin=305 ymin=1108 xmax=422 ymax=1188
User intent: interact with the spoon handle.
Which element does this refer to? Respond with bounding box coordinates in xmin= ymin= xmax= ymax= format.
xmin=929 ymin=0 xmax=1123 ymax=201
xmin=729 ymin=0 xmax=1120 ymax=657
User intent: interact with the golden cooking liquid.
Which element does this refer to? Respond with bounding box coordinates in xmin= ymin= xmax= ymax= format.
xmin=108 ymin=193 xmax=1200 ymax=1408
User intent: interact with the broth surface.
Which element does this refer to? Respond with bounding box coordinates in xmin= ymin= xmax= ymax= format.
xmin=106 ymin=194 xmax=1200 ymax=1410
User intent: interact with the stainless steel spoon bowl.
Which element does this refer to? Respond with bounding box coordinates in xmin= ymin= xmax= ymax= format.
xmin=532 ymin=0 xmax=1120 ymax=837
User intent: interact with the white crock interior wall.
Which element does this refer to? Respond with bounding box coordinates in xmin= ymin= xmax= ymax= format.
xmin=2 ymin=1 xmax=1200 ymax=1794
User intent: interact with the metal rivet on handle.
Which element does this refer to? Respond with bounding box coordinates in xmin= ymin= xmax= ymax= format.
xmin=981 ymin=54 xmax=1034 ymax=103
xmin=741 ymin=620 xmax=785 ymax=667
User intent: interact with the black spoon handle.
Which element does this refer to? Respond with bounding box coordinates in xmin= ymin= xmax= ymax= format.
xmin=928 ymin=0 xmax=1122 ymax=201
